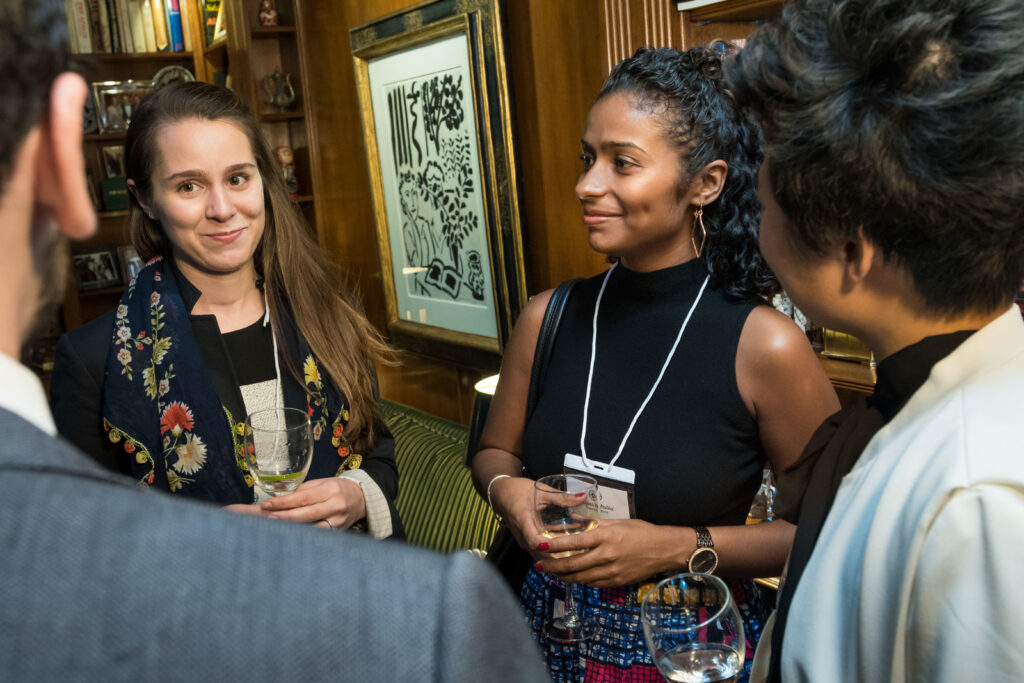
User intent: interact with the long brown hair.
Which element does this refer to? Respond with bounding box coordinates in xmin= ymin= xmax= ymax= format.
xmin=124 ymin=81 xmax=391 ymax=451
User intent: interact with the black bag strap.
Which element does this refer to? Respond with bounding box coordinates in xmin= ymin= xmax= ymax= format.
xmin=525 ymin=277 xmax=583 ymax=423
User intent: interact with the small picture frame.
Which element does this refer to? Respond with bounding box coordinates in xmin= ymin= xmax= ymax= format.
xmin=91 ymin=80 xmax=153 ymax=133
xmin=101 ymin=145 xmax=125 ymax=179
xmin=72 ymin=248 xmax=122 ymax=291
xmin=117 ymin=245 xmax=145 ymax=283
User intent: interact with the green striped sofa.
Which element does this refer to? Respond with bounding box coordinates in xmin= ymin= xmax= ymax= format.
xmin=382 ymin=400 xmax=500 ymax=553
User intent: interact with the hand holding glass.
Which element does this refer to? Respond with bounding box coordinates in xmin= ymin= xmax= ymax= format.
xmin=641 ymin=573 xmax=745 ymax=683
xmin=533 ymin=473 xmax=600 ymax=643
xmin=243 ymin=407 xmax=313 ymax=497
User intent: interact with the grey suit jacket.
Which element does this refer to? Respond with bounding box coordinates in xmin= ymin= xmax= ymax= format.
xmin=0 ymin=408 xmax=548 ymax=682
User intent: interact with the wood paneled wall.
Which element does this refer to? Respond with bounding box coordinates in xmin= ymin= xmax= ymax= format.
xmin=299 ymin=0 xmax=612 ymax=423
xmin=299 ymin=0 xmax=755 ymax=423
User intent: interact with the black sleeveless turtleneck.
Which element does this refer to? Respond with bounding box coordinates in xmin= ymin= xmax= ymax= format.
xmin=522 ymin=259 xmax=766 ymax=526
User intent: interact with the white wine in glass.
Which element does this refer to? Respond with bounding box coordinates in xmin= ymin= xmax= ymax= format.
xmin=243 ymin=407 xmax=313 ymax=497
xmin=641 ymin=573 xmax=745 ymax=683
xmin=533 ymin=474 xmax=601 ymax=642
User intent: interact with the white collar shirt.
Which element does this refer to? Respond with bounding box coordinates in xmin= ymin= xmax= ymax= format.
xmin=0 ymin=351 xmax=56 ymax=436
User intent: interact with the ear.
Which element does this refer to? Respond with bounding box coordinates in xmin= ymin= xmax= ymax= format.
xmin=126 ymin=179 xmax=155 ymax=219
xmin=838 ymin=225 xmax=877 ymax=290
xmin=35 ymin=73 xmax=95 ymax=240
xmin=690 ymin=160 xmax=728 ymax=206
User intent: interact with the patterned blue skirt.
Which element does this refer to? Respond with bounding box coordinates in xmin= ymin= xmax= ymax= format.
xmin=521 ymin=568 xmax=769 ymax=683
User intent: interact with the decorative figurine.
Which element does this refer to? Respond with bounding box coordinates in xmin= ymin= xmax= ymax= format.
xmin=260 ymin=68 xmax=295 ymax=112
xmin=258 ymin=0 xmax=278 ymax=27
xmin=274 ymin=145 xmax=299 ymax=196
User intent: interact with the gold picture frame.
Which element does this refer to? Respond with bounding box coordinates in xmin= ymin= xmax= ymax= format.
xmin=351 ymin=0 xmax=526 ymax=369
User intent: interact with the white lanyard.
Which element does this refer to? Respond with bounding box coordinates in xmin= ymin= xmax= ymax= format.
xmin=578 ymin=262 xmax=710 ymax=470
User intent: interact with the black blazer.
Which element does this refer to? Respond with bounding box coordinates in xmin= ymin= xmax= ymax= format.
xmin=50 ymin=262 xmax=404 ymax=538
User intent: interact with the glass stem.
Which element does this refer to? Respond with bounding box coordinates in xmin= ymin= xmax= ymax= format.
xmin=562 ymin=580 xmax=580 ymax=628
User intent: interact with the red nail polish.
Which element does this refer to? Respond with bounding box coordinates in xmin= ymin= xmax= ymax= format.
xmin=534 ymin=562 xmax=544 ymax=572
xmin=574 ymin=492 xmax=586 ymax=496
xmin=538 ymin=542 xmax=550 ymax=551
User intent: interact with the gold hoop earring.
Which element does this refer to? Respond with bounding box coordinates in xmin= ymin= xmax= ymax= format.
xmin=691 ymin=203 xmax=707 ymax=258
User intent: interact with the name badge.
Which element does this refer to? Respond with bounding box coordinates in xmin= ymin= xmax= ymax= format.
xmin=563 ymin=453 xmax=636 ymax=519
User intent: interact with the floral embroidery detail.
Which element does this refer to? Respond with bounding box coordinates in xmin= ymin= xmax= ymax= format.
xmin=173 ymin=433 xmax=208 ymax=475
xmin=224 ymin=407 xmax=254 ymax=490
xmin=105 ymin=419 xmax=154 ymax=486
xmin=303 ymin=354 xmax=330 ymax=437
xmin=160 ymin=401 xmax=195 ymax=436
xmin=303 ymin=355 xmax=321 ymax=389
xmin=335 ymin=452 xmax=362 ymax=476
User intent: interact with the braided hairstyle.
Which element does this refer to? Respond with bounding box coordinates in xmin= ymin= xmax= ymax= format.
xmin=599 ymin=46 xmax=777 ymax=300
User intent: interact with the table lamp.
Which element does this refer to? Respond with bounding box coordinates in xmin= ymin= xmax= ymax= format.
xmin=465 ymin=374 xmax=498 ymax=466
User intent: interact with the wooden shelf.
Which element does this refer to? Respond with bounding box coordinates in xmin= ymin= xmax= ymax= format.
xmin=85 ymin=132 xmax=126 ymax=142
xmin=252 ymin=26 xmax=296 ymax=39
xmin=71 ymin=51 xmax=193 ymax=64
xmin=260 ymin=110 xmax=304 ymax=122
xmin=204 ymin=37 xmax=228 ymax=56
xmin=291 ymin=194 xmax=313 ymax=203
xmin=684 ymin=0 xmax=783 ymax=23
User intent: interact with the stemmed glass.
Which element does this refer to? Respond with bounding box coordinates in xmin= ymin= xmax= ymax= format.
xmin=533 ymin=473 xmax=601 ymax=643
xmin=640 ymin=573 xmax=745 ymax=683
xmin=243 ymin=407 xmax=314 ymax=497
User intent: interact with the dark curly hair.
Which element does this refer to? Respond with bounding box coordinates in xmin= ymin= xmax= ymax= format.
xmin=727 ymin=0 xmax=1024 ymax=315
xmin=599 ymin=46 xmax=777 ymax=300
xmin=0 ymin=0 xmax=67 ymax=193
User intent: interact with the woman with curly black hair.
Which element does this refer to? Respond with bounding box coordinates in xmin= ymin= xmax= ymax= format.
xmin=471 ymin=46 xmax=839 ymax=682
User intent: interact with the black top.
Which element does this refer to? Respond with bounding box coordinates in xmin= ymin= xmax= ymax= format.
xmin=767 ymin=329 xmax=976 ymax=683
xmin=522 ymin=258 xmax=765 ymax=527
xmin=221 ymin=316 xmax=276 ymax=387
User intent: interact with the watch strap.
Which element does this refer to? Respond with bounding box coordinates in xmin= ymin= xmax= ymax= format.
xmin=694 ymin=525 xmax=714 ymax=549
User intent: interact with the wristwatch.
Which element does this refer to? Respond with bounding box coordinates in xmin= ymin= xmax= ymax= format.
xmin=687 ymin=526 xmax=719 ymax=574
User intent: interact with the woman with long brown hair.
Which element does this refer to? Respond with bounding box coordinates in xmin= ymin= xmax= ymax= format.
xmin=51 ymin=81 xmax=401 ymax=537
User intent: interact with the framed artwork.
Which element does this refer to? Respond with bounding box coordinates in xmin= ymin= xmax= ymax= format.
xmin=101 ymin=145 xmax=125 ymax=179
xmin=91 ymin=80 xmax=153 ymax=133
xmin=351 ymin=0 xmax=526 ymax=368
xmin=72 ymin=247 xmax=122 ymax=291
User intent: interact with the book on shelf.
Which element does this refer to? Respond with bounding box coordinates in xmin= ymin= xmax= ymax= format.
xmin=151 ymin=0 xmax=170 ymax=51
xmin=127 ymin=0 xmax=147 ymax=53
xmin=68 ymin=0 xmax=93 ymax=53
xmin=202 ymin=0 xmax=220 ymax=46
xmin=94 ymin=0 xmax=111 ymax=52
xmin=64 ymin=0 xmax=79 ymax=53
xmin=165 ymin=0 xmax=184 ymax=52
xmin=115 ymin=0 xmax=134 ymax=53
xmin=138 ymin=0 xmax=158 ymax=52
xmin=105 ymin=0 xmax=121 ymax=53
xmin=212 ymin=0 xmax=225 ymax=42
xmin=86 ymin=0 xmax=104 ymax=51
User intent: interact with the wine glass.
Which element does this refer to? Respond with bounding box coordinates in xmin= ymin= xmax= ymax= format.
xmin=640 ymin=573 xmax=745 ymax=683
xmin=243 ymin=407 xmax=314 ymax=497
xmin=533 ymin=473 xmax=601 ymax=643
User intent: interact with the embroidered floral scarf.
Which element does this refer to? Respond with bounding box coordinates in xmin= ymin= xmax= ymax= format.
xmin=101 ymin=258 xmax=362 ymax=504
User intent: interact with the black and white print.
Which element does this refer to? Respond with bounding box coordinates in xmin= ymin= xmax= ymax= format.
xmin=385 ymin=69 xmax=487 ymax=304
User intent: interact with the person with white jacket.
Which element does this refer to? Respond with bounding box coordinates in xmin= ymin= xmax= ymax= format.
xmin=725 ymin=0 xmax=1024 ymax=681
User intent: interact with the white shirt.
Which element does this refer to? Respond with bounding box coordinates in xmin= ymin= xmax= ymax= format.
xmin=0 ymin=352 xmax=56 ymax=436
xmin=782 ymin=307 xmax=1024 ymax=683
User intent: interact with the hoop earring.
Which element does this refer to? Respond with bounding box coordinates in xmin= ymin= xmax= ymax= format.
xmin=691 ymin=202 xmax=707 ymax=258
